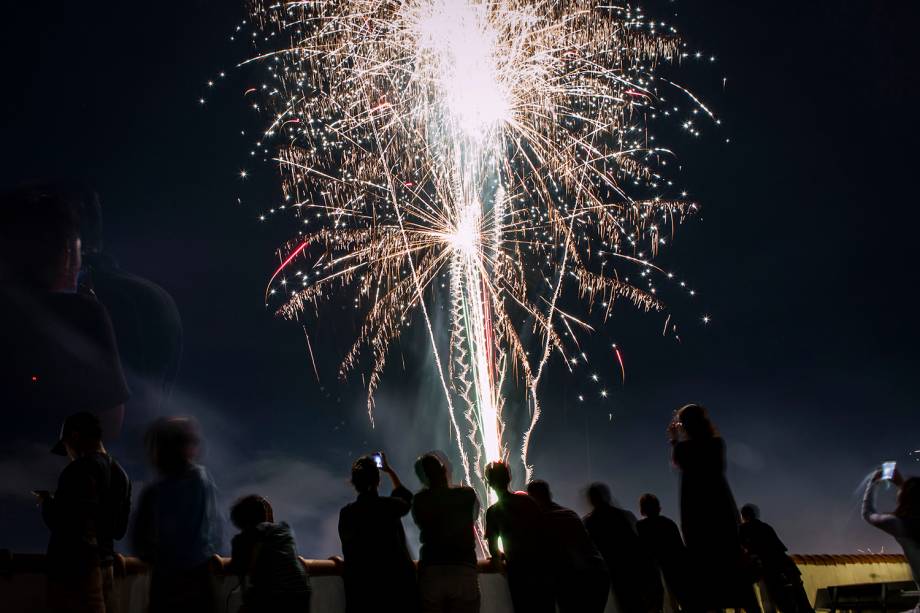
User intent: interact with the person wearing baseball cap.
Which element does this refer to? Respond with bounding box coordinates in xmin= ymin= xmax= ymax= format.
xmin=36 ymin=411 xmax=131 ymax=613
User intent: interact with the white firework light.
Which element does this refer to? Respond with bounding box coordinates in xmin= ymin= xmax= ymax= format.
xmin=248 ymin=0 xmax=710 ymax=496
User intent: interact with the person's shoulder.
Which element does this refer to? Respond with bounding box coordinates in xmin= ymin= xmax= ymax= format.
xmin=340 ymin=499 xmax=360 ymax=516
xmin=509 ymin=492 xmax=540 ymax=514
xmin=513 ymin=491 xmax=539 ymax=506
xmin=187 ymin=464 xmax=216 ymax=487
xmin=58 ymin=293 xmax=122 ymax=346
xmin=51 ymin=291 xmax=110 ymax=322
xmin=256 ymin=521 xmax=294 ymax=540
xmin=661 ymin=515 xmax=679 ymax=529
xmin=92 ymin=260 xmax=180 ymax=312
xmin=552 ymin=505 xmax=582 ymax=524
xmin=61 ymin=456 xmax=92 ymax=476
xmin=459 ymin=486 xmax=480 ymax=506
xmin=109 ymin=456 xmax=130 ymax=482
xmin=61 ymin=456 xmax=105 ymax=486
xmin=388 ymin=485 xmax=413 ymax=505
xmin=757 ymin=519 xmax=779 ymax=535
xmin=457 ymin=485 xmax=478 ymax=499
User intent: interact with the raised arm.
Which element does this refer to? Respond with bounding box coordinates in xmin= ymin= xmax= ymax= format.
xmin=862 ymin=471 xmax=907 ymax=538
xmin=379 ymin=452 xmax=412 ymax=515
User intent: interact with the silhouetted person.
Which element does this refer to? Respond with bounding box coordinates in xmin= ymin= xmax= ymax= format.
xmin=668 ymin=404 xmax=760 ymax=612
xmin=739 ymin=504 xmax=813 ymax=613
xmin=483 ymin=462 xmax=553 ymax=613
xmin=229 ymin=494 xmax=311 ymax=613
xmin=636 ymin=493 xmax=694 ymax=611
xmin=583 ymin=482 xmax=662 ymax=613
xmin=67 ymin=184 xmax=182 ymax=425
xmin=133 ymin=417 xmax=222 ymax=613
xmin=0 ymin=185 xmax=129 ymax=553
xmin=863 ymin=468 xmax=920 ymax=605
xmin=37 ymin=412 xmax=131 ymax=613
xmin=411 ymin=452 xmax=481 ymax=613
xmin=338 ymin=453 xmax=417 ymax=613
xmin=527 ymin=479 xmax=609 ymax=613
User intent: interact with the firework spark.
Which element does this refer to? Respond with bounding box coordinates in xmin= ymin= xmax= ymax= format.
xmin=245 ymin=0 xmax=707 ymax=498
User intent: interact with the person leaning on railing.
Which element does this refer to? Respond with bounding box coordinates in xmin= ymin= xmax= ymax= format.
xmin=132 ymin=417 xmax=222 ymax=613
xmin=228 ymin=494 xmax=311 ymax=613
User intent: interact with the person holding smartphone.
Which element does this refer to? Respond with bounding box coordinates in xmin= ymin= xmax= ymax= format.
xmin=863 ymin=464 xmax=920 ymax=603
xmin=38 ymin=411 xmax=131 ymax=613
xmin=338 ymin=452 xmax=417 ymax=613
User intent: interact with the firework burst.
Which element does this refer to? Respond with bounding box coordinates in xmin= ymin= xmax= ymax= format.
xmin=245 ymin=0 xmax=709 ymax=497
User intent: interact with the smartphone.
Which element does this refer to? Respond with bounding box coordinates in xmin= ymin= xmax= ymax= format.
xmin=371 ymin=452 xmax=384 ymax=469
xmin=882 ymin=461 xmax=896 ymax=480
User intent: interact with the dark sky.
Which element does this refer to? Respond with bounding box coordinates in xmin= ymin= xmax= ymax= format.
xmin=2 ymin=1 xmax=919 ymax=556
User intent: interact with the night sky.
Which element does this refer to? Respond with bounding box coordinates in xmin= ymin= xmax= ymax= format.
xmin=2 ymin=1 xmax=919 ymax=557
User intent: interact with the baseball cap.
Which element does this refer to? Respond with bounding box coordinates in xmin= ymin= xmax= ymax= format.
xmin=51 ymin=412 xmax=102 ymax=456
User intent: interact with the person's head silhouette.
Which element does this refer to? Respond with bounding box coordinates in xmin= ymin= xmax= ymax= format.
xmin=231 ymin=495 xmax=275 ymax=531
xmin=675 ymin=403 xmax=717 ymax=440
xmin=351 ymin=456 xmax=380 ymax=494
xmin=51 ymin=412 xmax=104 ymax=460
xmin=415 ymin=453 xmax=448 ymax=488
xmin=586 ymin=482 xmax=612 ymax=509
xmin=740 ymin=503 xmax=760 ymax=523
xmin=145 ymin=416 xmax=201 ymax=477
xmin=526 ymin=479 xmax=552 ymax=509
xmin=639 ymin=493 xmax=661 ymax=518
xmin=485 ymin=461 xmax=511 ymax=495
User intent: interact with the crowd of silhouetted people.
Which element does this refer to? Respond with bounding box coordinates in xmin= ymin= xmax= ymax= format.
xmin=3 ymin=184 xmax=919 ymax=613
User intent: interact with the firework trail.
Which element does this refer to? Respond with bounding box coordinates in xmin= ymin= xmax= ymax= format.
xmin=246 ymin=0 xmax=708 ymax=499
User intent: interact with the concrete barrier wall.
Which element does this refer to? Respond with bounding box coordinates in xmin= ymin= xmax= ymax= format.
xmin=2 ymin=553 xmax=913 ymax=613
xmin=791 ymin=554 xmax=914 ymax=604
xmin=0 ymin=557 xmax=614 ymax=613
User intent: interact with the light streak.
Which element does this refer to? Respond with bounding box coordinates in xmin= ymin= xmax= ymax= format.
xmin=265 ymin=239 xmax=310 ymax=301
xmin=613 ymin=344 xmax=626 ymax=384
xmin=245 ymin=0 xmax=710 ymax=500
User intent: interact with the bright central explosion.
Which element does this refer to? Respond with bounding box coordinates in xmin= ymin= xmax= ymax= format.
xmin=250 ymin=0 xmax=706 ymax=503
